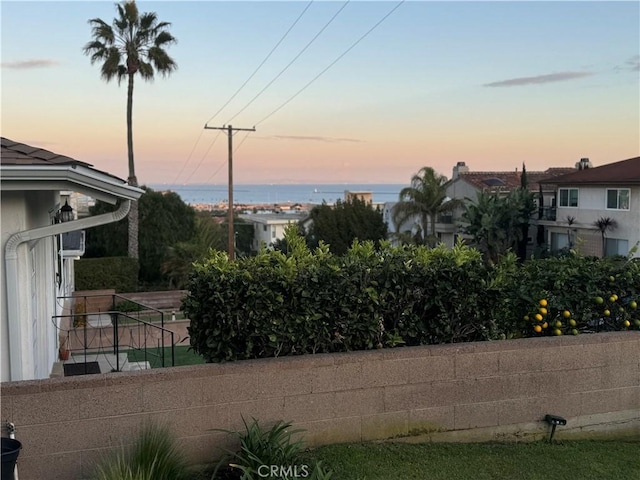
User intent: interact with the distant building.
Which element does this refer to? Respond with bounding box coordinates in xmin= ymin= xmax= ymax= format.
xmin=239 ymin=213 xmax=308 ymax=252
xmin=344 ymin=190 xmax=373 ymax=204
xmin=539 ymin=156 xmax=640 ymax=258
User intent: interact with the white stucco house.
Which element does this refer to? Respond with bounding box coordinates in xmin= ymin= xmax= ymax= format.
xmin=538 ymin=156 xmax=640 ymax=257
xmin=239 ymin=213 xmax=308 ymax=252
xmin=1 ymin=138 xmax=143 ymax=382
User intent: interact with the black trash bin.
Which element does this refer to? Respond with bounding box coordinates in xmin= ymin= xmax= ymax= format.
xmin=1 ymin=437 xmax=21 ymax=479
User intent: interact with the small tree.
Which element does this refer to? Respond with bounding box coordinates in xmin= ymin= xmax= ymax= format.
xmin=593 ymin=216 xmax=618 ymax=257
xmin=462 ymin=188 xmax=535 ymax=264
xmin=304 ymin=198 xmax=388 ymax=255
xmin=393 ymin=167 xmax=462 ymax=246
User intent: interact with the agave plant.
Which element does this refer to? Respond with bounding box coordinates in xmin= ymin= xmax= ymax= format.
xmin=212 ymin=418 xmax=332 ymax=480
xmin=93 ymin=424 xmax=187 ymax=480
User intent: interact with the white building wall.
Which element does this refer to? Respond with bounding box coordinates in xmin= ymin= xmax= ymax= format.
xmin=555 ymin=186 xmax=640 ymax=257
xmin=1 ymin=190 xmax=60 ymax=381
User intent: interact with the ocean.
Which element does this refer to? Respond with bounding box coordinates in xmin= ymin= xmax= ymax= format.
xmin=149 ymin=184 xmax=405 ymax=205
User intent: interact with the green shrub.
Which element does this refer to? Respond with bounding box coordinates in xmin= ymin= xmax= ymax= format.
xmin=115 ymin=300 xmax=144 ymax=313
xmin=184 ymin=228 xmax=640 ymax=363
xmin=213 ymin=418 xmax=332 ymax=480
xmin=75 ymin=257 xmax=138 ymax=292
xmin=93 ymin=423 xmax=187 ymax=480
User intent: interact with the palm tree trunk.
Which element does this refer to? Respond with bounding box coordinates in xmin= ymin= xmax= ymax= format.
xmin=126 ymin=72 xmax=139 ymax=259
xmin=430 ymin=213 xmax=437 ymax=247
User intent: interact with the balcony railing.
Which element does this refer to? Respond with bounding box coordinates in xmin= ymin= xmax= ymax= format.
xmin=538 ymin=206 xmax=557 ymax=221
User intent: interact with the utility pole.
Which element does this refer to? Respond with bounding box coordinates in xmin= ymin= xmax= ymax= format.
xmin=204 ymin=124 xmax=255 ymax=260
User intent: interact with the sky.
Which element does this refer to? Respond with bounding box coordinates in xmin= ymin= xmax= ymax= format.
xmin=1 ymin=1 xmax=639 ymax=185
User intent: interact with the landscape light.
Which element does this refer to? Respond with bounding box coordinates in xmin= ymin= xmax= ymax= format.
xmin=544 ymin=414 xmax=567 ymax=442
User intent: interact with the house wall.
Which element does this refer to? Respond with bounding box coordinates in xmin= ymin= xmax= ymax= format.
xmin=555 ymin=185 xmax=640 ymax=257
xmin=1 ymin=332 xmax=638 ymax=480
xmin=1 ymin=190 xmax=61 ymax=382
xmin=251 ymin=219 xmax=301 ymax=250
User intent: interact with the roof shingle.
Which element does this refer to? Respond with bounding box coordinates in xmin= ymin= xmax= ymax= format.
xmin=1 ymin=137 xmax=91 ymax=167
xmin=459 ymin=168 xmax=576 ymax=192
xmin=539 ymin=157 xmax=640 ymax=185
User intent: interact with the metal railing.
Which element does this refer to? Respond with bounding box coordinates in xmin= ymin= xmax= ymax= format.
xmin=54 ymin=294 xmax=175 ymax=375
xmin=538 ymin=206 xmax=557 ymax=221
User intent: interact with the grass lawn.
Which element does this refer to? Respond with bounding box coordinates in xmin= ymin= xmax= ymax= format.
xmin=303 ymin=440 xmax=640 ymax=480
xmin=127 ymin=345 xmax=205 ymax=368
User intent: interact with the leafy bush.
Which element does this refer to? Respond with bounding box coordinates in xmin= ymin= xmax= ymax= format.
xmin=184 ymin=228 xmax=640 ymax=363
xmin=75 ymin=257 xmax=138 ymax=292
xmin=213 ymin=418 xmax=332 ymax=480
xmin=114 ymin=300 xmax=144 ymax=313
xmin=93 ymin=423 xmax=187 ymax=480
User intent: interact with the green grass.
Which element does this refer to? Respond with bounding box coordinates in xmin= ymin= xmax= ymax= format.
xmin=127 ymin=345 xmax=205 ymax=368
xmin=303 ymin=440 xmax=640 ymax=480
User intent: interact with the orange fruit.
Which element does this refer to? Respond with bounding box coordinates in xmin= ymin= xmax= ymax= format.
xmin=539 ymin=299 xmax=548 ymax=307
xmin=539 ymin=307 xmax=548 ymax=316
xmin=569 ymin=319 xmax=577 ymax=327
xmin=534 ymin=325 xmax=542 ymax=333
xmin=604 ymin=309 xmax=611 ymax=317
xmin=542 ymin=322 xmax=549 ymax=329
xmin=623 ymin=320 xmax=631 ymax=328
xmin=563 ymin=310 xmax=571 ymax=318
xmin=535 ymin=313 xmax=543 ymax=322
xmin=553 ymin=329 xmax=562 ymax=336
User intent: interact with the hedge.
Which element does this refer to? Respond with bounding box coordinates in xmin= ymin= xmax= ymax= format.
xmin=183 ymin=231 xmax=640 ymax=363
xmin=75 ymin=256 xmax=138 ymax=293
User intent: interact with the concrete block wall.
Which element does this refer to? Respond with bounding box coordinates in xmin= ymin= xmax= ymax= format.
xmin=1 ymin=332 xmax=638 ymax=480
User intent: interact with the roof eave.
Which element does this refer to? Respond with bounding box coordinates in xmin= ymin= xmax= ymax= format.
xmin=0 ymin=165 xmax=143 ymax=203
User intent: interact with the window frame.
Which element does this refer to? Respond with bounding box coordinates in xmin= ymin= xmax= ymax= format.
xmin=606 ymin=188 xmax=630 ymax=211
xmin=558 ymin=188 xmax=579 ymax=208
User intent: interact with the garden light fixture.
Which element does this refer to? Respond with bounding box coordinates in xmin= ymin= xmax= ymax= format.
xmin=544 ymin=414 xmax=566 ymax=442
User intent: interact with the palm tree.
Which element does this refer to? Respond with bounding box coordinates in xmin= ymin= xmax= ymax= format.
xmin=392 ymin=167 xmax=462 ymax=246
xmin=593 ymin=217 xmax=618 ymax=257
xmin=84 ymin=0 xmax=177 ymax=259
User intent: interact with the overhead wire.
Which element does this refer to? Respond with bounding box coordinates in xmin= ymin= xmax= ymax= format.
xmin=255 ymin=0 xmax=405 ymax=128
xmin=230 ymin=0 xmax=405 ymax=160
xmin=204 ymin=0 xmax=315 ymax=126
xmin=224 ymin=0 xmax=351 ymax=125
xmin=172 ymin=1 xmax=315 ymax=184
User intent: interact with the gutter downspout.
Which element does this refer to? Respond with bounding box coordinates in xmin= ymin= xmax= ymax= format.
xmin=5 ymin=200 xmax=131 ymax=381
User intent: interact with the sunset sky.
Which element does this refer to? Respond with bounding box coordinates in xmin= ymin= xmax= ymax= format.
xmin=2 ymin=1 xmax=639 ymax=185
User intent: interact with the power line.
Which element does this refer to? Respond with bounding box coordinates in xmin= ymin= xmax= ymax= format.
xmin=255 ymin=0 xmax=405 ymax=127
xmin=204 ymin=0 xmax=315 ymax=126
xmin=173 ymin=1 xmax=314 ymax=185
xmin=224 ymin=0 xmax=351 ymax=125
xmin=169 ymin=129 xmax=205 ymax=184
xmin=182 ymin=129 xmax=223 ymax=184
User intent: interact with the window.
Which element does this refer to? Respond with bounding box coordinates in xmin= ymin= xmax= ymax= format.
xmin=263 ymin=225 xmax=267 ymax=232
xmin=271 ymin=229 xmax=276 ymax=239
xmin=605 ymin=238 xmax=628 ymax=257
xmin=551 ymin=232 xmax=569 ymax=252
xmin=606 ymin=189 xmax=630 ymax=210
xmin=558 ymin=188 xmax=578 ymax=207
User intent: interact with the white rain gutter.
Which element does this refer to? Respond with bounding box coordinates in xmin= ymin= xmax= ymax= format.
xmin=4 ymin=200 xmax=131 ymax=381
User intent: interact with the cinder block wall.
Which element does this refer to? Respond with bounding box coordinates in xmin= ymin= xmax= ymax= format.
xmin=1 ymin=332 xmax=638 ymax=480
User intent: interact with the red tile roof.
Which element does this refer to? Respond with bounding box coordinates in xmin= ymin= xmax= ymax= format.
xmin=458 ymin=168 xmax=575 ymax=192
xmin=539 ymin=157 xmax=640 ymax=186
xmin=1 ymin=137 xmax=91 ymax=167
